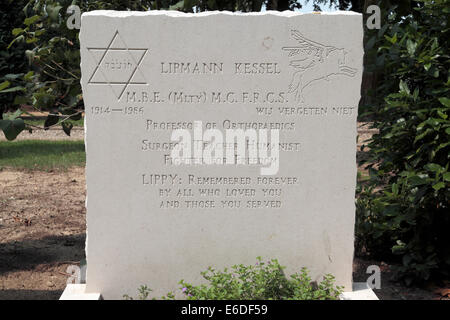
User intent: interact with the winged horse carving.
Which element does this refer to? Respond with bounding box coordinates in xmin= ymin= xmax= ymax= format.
xmin=282 ymin=30 xmax=357 ymax=103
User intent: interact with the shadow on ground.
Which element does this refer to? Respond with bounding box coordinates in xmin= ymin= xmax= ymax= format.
xmin=0 ymin=233 xmax=85 ymax=300
xmin=0 ymin=233 xmax=85 ymax=275
xmin=0 ymin=289 xmax=63 ymax=300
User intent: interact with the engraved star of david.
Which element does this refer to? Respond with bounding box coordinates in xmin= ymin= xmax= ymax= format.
xmin=87 ymin=31 xmax=148 ymax=100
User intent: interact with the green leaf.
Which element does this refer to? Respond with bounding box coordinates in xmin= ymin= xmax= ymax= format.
xmin=409 ymin=175 xmax=428 ymax=186
xmin=3 ymin=74 xmax=22 ymax=80
xmin=443 ymin=172 xmax=450 ymax=182
xmin=392 ymin=183 xmax=399 ymax=195
xmin=406 ymin=39 xmax=417 ymax=56
xmin=46 ymin=4 xmax=63 ymax=21
xmin=437 ymin=110 xmax=447 ymax=120
xmin=24 ymin=71 xmax=34 ymax=81
xmin=385 ymin=33 xmax=397 ymax=44
xmin=0 ymin=81 xmax=10 ymax=91
xmin=0 ymin=119 xmax=10 ymax=131
xmin=32 ymin=92 xmax=55 ymax=109
xmin=435 ymin=142 xmax=450 ymax=155
xmin=399 ymin=80 xmax=410 ymax=95
xmin=438 ymin=97 xmax=450 ymax=108
xmin=0 ymin=86 xmax=26 ymax=94
xmin=44 ymin=114 xmax=60 ymax=130
xmin=12 ymin=28 xmax=24 ymax=36
xmin=413 ymin=88 xmax=419 ymax=101
xmin=424 ymin=163 xmax=443 ymax=173
xmin=169 ymin=0 xmax=185 ymax=10
xmin=432 ymin=182 xmax=445 ymax=191
xmin=35 ymin=29 xmax=46 ymax=36
xmin=433 ymin=68 xmax=439 ymax=78
xmin=414 ymin=128 xmax=432 ymax=143
xmin=26 ymin=37 xmax=37 ymax=44
xmin=392 ymin=244 xmax=406 ymax=254
xmin=24 ymin=15 xmax=40 ymax=26
xmin=0 ymin=118 xmax=25 ymax=140
xmin=62 ymin=122 xmax=73 ymax=136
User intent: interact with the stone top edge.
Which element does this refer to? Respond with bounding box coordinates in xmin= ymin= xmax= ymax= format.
xmin=81 ymin=10 xmax=361 ymax=18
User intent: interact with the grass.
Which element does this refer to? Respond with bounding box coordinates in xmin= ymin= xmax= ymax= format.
xmin=0 ymin=140 xmax=85 ymax=170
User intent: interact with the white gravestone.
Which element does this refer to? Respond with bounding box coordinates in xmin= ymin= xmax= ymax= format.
xmin=80 ymin=11 xmax=363 ymax=299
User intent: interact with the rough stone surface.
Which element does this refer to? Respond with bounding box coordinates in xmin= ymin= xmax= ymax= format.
xmin=80 ymin=10 xmax=363 ymax=299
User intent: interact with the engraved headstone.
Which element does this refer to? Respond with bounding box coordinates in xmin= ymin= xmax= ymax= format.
xmin=80 ymin=11 xmax=363 ymax=299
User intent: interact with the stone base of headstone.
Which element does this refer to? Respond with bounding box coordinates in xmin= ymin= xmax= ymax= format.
xmin=59 ymin=284 xmax=102 ymax=300
xmin=340 ymin=282 xmax=379 ymax=300
xmin=59 ymin=282 xmax=377 ymax=300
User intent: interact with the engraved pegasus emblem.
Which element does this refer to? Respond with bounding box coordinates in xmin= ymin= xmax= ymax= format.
xmin=282 ymin=30 xmax=357 ymax=104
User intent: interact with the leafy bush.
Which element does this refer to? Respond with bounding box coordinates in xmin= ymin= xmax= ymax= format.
xmin=0 ymin=0 xmax=30 ymax=114
xmin=356 ymin=0 xmax=449 ymax=284
xmin=124 ymin=257 xmax=343 ymax=300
